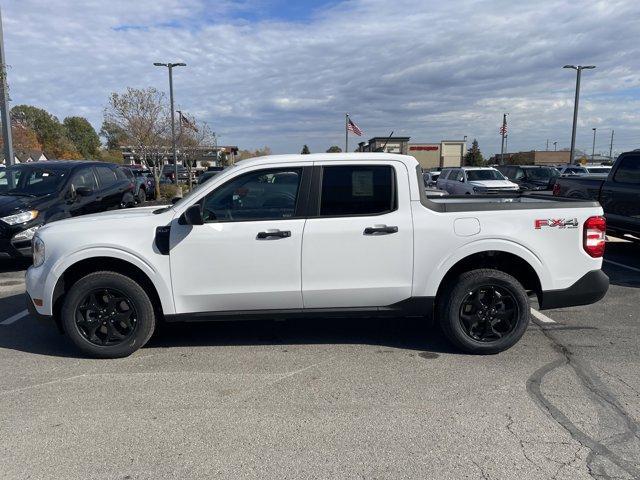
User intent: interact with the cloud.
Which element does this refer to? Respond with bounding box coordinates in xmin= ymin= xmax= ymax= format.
xmin=3 ymin=0 xmax=640 ymax=156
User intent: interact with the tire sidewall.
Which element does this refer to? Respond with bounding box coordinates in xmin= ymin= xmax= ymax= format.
xmin=61 ymin=272 xmax=155 ymax=358
xmin=440 ymin=269 xmax=529 ymax=354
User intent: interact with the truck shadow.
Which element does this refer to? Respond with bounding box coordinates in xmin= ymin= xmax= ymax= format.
xmin=604 ymin=241 xmax=640 ymax=288
xmin=148 ymin=316 xmax=458 ymax=355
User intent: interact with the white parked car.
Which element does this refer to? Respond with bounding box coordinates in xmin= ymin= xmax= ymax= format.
xmin=436 ymin=167 xmax=519 ymax=195
xmin=557 ymin=165 xmax=589 ymax=176
xmin=585 ymin=165 xmax=612 ymax=175
xmin=26 ymin=153 xmax=608 ymax=358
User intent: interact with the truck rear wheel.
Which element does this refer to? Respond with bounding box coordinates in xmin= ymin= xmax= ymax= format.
xmin=437 ymin=269 xmax=529 ymax=354
xmin=61 ymin=271 xmax=156 ymax=358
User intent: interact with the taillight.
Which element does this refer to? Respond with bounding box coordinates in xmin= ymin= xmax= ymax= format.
xmin=584 ymin=216 xmax=606 ymax=258
xmin=552 ymin=183 xmax=561 ymax=196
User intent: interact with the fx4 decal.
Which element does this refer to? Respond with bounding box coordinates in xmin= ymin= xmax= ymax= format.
xmin=535 ymin=218 xmax=579 ymax=229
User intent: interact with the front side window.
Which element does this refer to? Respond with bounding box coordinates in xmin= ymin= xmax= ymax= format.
xmin=202 ymin=168 xmax=302 ymax=222
xmin=71 ymin=168 xmax=98 ymax=190
xmin=455 ymin=170 xmax=465 ymax=182
xmin=613 ymin=155 xmax=640 ymax=184
xmin=320 ymin=165 xmax=394 ymax=216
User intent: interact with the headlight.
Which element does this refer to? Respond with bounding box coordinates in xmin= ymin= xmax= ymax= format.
xmin=32 ymin=236 xmax=45 ymax=267
xmin=1 ymin=210 xmax=39 ymax=225
xmin=12 ymin=225 xmax=41 ymax=242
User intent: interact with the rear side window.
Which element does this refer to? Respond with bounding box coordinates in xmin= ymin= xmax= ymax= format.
xmin=320 ymin=165 xmax=395 ymax=216
xmin=117 ymin=168 xmax=133 ymax=181
xmin=613 ymin=155 xmax=640 ymax=184
xmin=95 ymin=166 xmax=117 ymax=187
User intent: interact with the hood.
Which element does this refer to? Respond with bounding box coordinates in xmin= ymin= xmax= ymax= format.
xmin=0 ymin=194 xmax=47 ymax=216
xmin=468 ymin=180 xmax=518 ymax=188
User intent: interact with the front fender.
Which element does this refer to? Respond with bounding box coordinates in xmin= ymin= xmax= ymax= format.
xmin=422 ymin=238 xmax=550 ymax=297
xmin=40 ymin=247 xmax=174 ymax=316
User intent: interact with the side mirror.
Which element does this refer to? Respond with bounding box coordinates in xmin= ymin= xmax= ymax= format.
xmin=179 ymin=204 xmax=204 ymax=225
xmin=171 ymin=196 xmax=182 ymax=204
xmin=75 ymin=186 xmax=93 ymax=197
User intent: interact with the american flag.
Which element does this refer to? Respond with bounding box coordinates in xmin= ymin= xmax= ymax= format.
xmin=347 ymin=118 xmax=363 ymax=136
xmin=499 ymin=121 xmax=508 ymax=136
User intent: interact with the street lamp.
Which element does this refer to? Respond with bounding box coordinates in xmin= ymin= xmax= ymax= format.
xmin=563 ymin=64 xmax=595 ymax=164
xmin=553 ymin=141 xmax=557 ymax=151
xmin=591 ymin=127 xmax=597 ymax=162
xmin=154 ymin=62 xmax=186 ymax=191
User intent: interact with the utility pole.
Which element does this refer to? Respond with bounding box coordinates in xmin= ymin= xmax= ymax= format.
xmin=553 ymin=141 xmax=557 ymax=151
xmin=609 ymin=130 xmax=614 ymax=162
xmin=0 ymin=6 xmax=14 ymax=187
xmin=563 ymin=65 xmax=595 ymax=164
xmin=591 ymin=128 xmax=596 ymax=162
xmin=499 ymin=113 xmax=507 ymax=164
xmin=345 ymin=113 xmax=349 ymax=153
xmin=154 ymin=62 xmax=186 ymax=194
xmin=546 ymin=139 xmax=549 ymax=150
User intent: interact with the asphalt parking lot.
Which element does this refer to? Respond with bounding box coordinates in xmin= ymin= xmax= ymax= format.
xmin=1 ymin=242 xmax=639 ymax=480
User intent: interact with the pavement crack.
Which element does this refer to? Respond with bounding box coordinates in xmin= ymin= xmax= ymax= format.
xmin=504 ymin=413 xmax=543 ymax=472
xmin=526 ymin=324 xmax=640 ymax=479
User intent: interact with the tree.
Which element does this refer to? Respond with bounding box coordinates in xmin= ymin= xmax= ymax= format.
xmin=63 ymin=116 xmax=100 ymax=158
xmin=10 ymin=104 xmax=80 ymax=159
xmin=326 ymin=145 xmax=342 ymax=153
xmin=464 ymin=139 xmax=484 ymax=166
xmin=103 ymin=87 xmax=169 ymax=198
xmin=237 ymin=147 xmax=272 ymax=161
xmin=0 ymin=120 xmax=41 ymax=152
xmin=301 ymin=145 xmax=310 ymax=154
xmin=177 ymin=113 xmax=215 ymax=188
xmin=100 ymin=121 xmax=128 ymax=150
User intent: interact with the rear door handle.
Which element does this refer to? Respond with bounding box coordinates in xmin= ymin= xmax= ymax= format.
xmin=364 ymin=225 xmax=398 ymax=235
xmin=257 ymin=230 xmax=291 ymax=239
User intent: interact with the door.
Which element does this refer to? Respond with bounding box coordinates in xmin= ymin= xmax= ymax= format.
xmin=301 ymin=162 xmax=414 ymax=308
xmin=600 ymin=153 xmax=640 ymax=235
xmin=452 ymin=169 xmax=466 ymax=194
xmin=67 ymin=167 xmax=101 ymax=216
xmin=94 ymin=165 xmax=123 ymax=210
xmin=169 ymin=165 xmax=310 ymax=314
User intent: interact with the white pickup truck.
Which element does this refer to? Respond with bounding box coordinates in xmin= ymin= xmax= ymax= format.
xmin=25 ymin=153 xmax=609 ymax=358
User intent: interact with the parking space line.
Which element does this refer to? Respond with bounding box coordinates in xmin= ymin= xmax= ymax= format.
xmin=0 ymin=310 xmax=29 ymax=326
xmin=604 ymin=259 xmax=640 ymax=274
xmin=530 ymin=308 xmax=556 ymax=324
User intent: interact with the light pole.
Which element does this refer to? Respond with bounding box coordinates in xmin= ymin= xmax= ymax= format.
xmin=0 ymin=6 xmax=14 ymax=188
xmin=563 ymin=64 xmax=595 ymax=164
xmin=553 ymin=141 xmax=557 ymax=151
xmin=154 ymin=62 xmax=186 ymax=192
xmin=591 ymin=128 xmax=597 ymax=162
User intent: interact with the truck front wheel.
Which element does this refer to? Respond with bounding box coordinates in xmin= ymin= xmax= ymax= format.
xmin=61 ymin=271 xmax=156 ymax=358
xmin=437 ymin=269 xmax=529 ymax=354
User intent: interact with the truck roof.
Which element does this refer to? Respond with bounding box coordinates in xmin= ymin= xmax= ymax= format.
xmin=234 ymin=152 xmax=420 ymax=169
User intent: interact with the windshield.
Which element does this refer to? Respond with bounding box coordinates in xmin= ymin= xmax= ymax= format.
xmin=525 ymin=168 xmax=560 ymax=180
xmin=466 ymin=169 xmax=505 ymax=181
xmin=0 ymin=165 xmax=68 ymax=196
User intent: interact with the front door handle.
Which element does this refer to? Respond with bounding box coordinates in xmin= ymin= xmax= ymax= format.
xmin=364 ymin=225 xmax=398 ymax=235
xmin=257 ymin=230 xmax=291 ymax=239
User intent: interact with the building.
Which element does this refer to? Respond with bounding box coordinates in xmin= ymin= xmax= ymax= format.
xmin=120 ymin=145 xmax=239 ymax=169
xmin=491 ymin=150 xmax=571 ymax=166
xmin=357 ymin=136 xmax=411 ymax=154
xmin=408 ymin=140 xmax=466 ymax=169
xmin=0 ymin=150 xmax=50 ymax=165
xmin=357 ymin=137 xmax=466 ymax=169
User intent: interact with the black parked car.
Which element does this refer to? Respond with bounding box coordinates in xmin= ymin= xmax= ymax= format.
xmin=496 ymin=165 xmax=560 ymax=191
xmin=0 ymin=161 xmax=135 ymax=258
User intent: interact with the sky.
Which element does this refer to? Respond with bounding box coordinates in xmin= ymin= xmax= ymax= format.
xmin=3 ymin=0 xmax=640 ymax=156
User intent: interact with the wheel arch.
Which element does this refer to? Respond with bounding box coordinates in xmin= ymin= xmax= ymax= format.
xmin=433 ymin=250 xmax=543 ymax=309
xmin=51 ymin=255 xmax=169 ymax=332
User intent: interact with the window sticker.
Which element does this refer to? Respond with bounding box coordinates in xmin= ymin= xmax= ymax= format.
xmin=352 ymin=170 xmax=373 ymax=197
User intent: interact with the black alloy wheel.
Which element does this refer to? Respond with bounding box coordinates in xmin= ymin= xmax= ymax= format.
xmin=75 ymin=288 xmax=138 ymax=346
xmin=459 ymin=285 xmax=518 ymax=342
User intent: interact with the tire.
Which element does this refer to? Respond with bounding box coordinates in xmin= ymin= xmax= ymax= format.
xmin=437 ymin=269 xmax=529 ymax=354
xmin=136 ymin=188 xmax=146 ymax=205
xmin=61 ymin=271 xmax=156 ymax=358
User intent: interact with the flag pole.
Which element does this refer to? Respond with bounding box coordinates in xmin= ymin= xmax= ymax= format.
xmin=345 ymin=113 xmax=349 ymax=152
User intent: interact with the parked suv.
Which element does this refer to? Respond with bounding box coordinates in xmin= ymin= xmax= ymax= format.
xmin=161 ymin=164 xmax=190 ymax=183
xmin=436 ymin=167 xmax=519 ymax=194
xmin=121 ymin=167 xmax=154 ymax=203
xmin=0 ymin=161 xmax=134 ymax=258
xmin=496 ymin=165 xmax=560 ymax=191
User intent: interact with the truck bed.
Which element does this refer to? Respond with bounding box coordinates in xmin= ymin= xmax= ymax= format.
xmin=423 ymin=192 xmax=600 ymax=212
